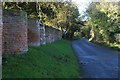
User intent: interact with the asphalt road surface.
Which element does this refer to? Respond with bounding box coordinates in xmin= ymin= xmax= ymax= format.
xmin=72 ymin=38 xmax=120 ymax=78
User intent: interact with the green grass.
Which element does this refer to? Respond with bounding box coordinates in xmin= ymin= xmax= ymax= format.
xmin=2 ymin=40 xmax=80 ymax=78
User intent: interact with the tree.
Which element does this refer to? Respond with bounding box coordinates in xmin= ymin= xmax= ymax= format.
xmin=3 ymin=2 xmax=83 ymax=39
xmin=87 ymin=1 xmax=120 ymax=44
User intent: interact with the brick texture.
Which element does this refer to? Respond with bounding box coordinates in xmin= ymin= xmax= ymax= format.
xmin=0 ymin=2 xmax=2 ymax=64
xmin=45 ymin=26 xmax=62 ymax=43
xmin=39 ymin=24 xmax=46 ymax=45
xmin=28 ymin=18 xmax=40 ymax=46
xmin=28 ymin=19 xmax=62 ymax=46
xmin=2 ymin=10 xmax=28 ymax=54
xmin=2 ymin=10 xmax=62 ymax=54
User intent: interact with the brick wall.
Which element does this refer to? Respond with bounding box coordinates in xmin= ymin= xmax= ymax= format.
xmin=45 ymin=26 xmax=55 ymax=43
xmin=2 ymin=10 xmax=28 ymax=54
xmin=28 ymin=19 xmax=62 ymax=46
xmin=54 ymin=28 xmax=62 ymax=40
xmin=39 ymin=24 xmax=46 ymax=45
xmin=0 ymin=2 xmax=2 ymax=64
xmin=45 ymin=26 xmax=62 ymax=43
xmin=28 ymin=18 xmax=40 ymax=46
xmin=2 ymin=10 xmax=62 ymax=54
xmin=28 ymin=18 xmax=46 ymax=46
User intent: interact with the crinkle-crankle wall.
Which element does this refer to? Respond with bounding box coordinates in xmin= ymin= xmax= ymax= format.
xmin=28 ymin=18 xmax=40 ymax=46
xmin=2 ymin=10 xmax=28 ymax=54
xmin=45 ymin=26 xmax=62 ymax=43
xmin=0 ymin=2 xmax=2 ymax=64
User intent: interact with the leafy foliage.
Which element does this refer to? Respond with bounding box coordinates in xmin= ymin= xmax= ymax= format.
xmin=86 ymin=2 xmax=120 ymax=48
xmin=3 ymin=2 xmax=83 ymax=39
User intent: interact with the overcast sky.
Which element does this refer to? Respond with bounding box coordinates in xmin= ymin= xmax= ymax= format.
xmin=71 ymin=0 xmax=119 ymax=15
xmin=71 ymin=0 xmax=91 ymax=14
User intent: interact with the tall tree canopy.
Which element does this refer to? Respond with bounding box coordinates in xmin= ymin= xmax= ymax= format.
xmin=87 ymin=2 xmax=120 ymax=44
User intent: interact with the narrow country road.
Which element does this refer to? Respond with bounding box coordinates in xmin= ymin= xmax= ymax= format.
xmin=72 ymin=38 xmax=120 ymax=78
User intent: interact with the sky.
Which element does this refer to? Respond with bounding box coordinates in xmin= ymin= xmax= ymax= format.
xmin=71 ymin=0 xmax=92 ymax=20
xmin=71 ymin=0 xmax=119 ymax=14
xmin=71 ymin=0 xmax=92 ymax=15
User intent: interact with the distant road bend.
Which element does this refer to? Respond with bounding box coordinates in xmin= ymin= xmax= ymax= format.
xmin=72 ymin=38 xmax=119 ymax=78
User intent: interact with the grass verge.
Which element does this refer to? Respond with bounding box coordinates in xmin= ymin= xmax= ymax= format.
xmin=2 ymin=40 xmax=80 ymax=78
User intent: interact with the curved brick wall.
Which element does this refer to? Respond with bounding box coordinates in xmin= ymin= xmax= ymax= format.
xmin=27 ymin=18 xmax=62 ymax=45
xmin=45 ymin=26 xmax=54 ymax=43
xmin=45 ymin=26 xmax=62 ymax=43
xmin=28 ymin=18 xmax=40 ymax=46
xmin=0 ymin=2 xmax=2 ymax=64
xmin=55 ymin=29 xmax=62 ymax=40
xmin=2 ymin=10 xmax=62 ymax=54
xmin=3 ymin=10 xmax=28 ymax=54
xmin=40 ymin=25 xmax=46 ymax=45
xmin=28 ymin=18 xmax=46 ymax=46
